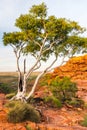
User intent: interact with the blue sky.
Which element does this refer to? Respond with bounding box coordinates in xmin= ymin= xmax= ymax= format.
xmin=0 ymin=0 xmax=87 ymax=72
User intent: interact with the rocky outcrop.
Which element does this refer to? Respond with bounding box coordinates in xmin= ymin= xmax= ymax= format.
xmin=0 ymin=94 xmax=87 ymax=130
xmin=53 ymin=55 xmax=87 ymax=80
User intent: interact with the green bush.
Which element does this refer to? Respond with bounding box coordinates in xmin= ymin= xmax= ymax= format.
xmin=0 ymin=83 xmax=13 ymax=94
xmin=40 ymin=74 xmax=52 ymax=86
xmin=50 ymin=77 xmax=78 ymax=102
xmin=6 ymin=93 xmax=16 ymax=99
xmin=5 ymin=100 xmax=20 ymax=108
xmin=25 ymin=125 xmax=33 ymax=130
xmin=48 ymin=77 xmax=78 ymax=104
xmin=80 ymin=115 xmax=87 ymax=127
xmin=7 ymin=101 xmax=41 ymax=123
xmin=42 ymin=76 xmax=84 ymax=107
xmin=44 ymin=96 xmax=62 ymax=108
xmin=66 ymin=98 xmax=84 ymax=108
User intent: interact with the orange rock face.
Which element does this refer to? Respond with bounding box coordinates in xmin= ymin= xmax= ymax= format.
xmin=53 ymin=55 xmax=87 ymax=80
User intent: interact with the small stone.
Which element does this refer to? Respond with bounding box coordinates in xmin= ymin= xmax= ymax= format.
xmin=61 ymin=107 xmax=67 ymax=112
xmin=77 ymin=108 xmax=82 ymax=111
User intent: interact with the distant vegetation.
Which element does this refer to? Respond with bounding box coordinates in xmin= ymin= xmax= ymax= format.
xmin=0 ymin=72 xmax=37 ymax=95
xmin=0 ymin=73 xmax=38 ymax=103
xmin=0 ymin=72 xmax=18 ymax=92
xmin=0 ymin=82 xmax=16 ymax=94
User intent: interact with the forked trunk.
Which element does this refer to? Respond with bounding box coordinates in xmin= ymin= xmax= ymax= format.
xmin=15 ymin=59 xmax=27 ymax=101
xmin=11 ymin=73 xmax=27 ymax=102
xmin=11 ymin=58 xmax=57 ymax=102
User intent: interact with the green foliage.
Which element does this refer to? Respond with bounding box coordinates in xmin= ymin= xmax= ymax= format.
xmin=40 ymin=74 xmax=52 ymax=86
xmin=29 ymin=2 xmax=47 ymax=18
xmin=0 ymin=83 xmax=13 ymax=94
xmin=5 ymin=100 xmax=18 ymax=108
xmin=0 ymin=74 xmax=18 ymax=92
xmin=3 ymin=32 xmax=26 ymax=46
xmin=6 ymin=93 xmax=16 ymax=99
xmin=44 ymin=96 xmax=62 ymax=108
xmin=66 ymin=98 xmax=84 ymax=107
xmin=7 ymin=101 xmax=40 ymax=123
xmin=25 ymin=125 xmax=33 ymax=130
xmin=49 ymin=77 xmax=78 ymax=102
xmin=3 ymin=2 xmax=87 ymax=62
xmin=84 ymin=103 xmax=87 ymax=109
xmin=80 ymin=115 xmax=87 ymax=127
xmin=65 ymin=36 xmax=87 ymax=55
xmin=42 ymin=76 xmax=84 ymax=107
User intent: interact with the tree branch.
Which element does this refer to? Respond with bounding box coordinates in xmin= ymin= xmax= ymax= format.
xmin=42 ymin=38 xmax=62 ymax=54
xmin=26 ymin=35 xmax=48 ymax=79
xmin=26 ymin=57 xmax=57 ymax=100
xmin=33 ymin=40 xmax=42 ymax=48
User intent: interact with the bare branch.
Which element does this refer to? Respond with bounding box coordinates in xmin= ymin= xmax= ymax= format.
xmin=10 ymin=42 xmax=25 ymax=75
xmin=26 ymin=35 xmax=48 ymax=79
xmin=44 ymin=57 xmax=57 ymax=72
xmin=10 ymin=44 xmax=16 ymax=50
xmin=42 ymin=38 xmax=61 ymax=54
xmin=42 ymin=42 xmax=54 ymax=54
xmin=33 ymin=61 xmax=41 ymax=71
xmin=26 ymin=56 xmax=41 ymax=80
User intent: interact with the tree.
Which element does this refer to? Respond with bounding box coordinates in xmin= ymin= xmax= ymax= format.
xmin=3 ymin=3 xmax=87 ymax=102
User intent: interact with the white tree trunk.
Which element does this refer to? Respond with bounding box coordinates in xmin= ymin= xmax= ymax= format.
xmin=23 ymin=73 xmax=27 ymax=94
xmin=11 ymin=70 xmax=27 ymax=102
xmin=26 ymin=71 xmax=44 ymax=100
xmin=26 ymin=57 xmax=57 ymax=100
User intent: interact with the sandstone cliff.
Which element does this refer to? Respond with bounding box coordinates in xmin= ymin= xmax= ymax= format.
xmin=53 ymin=55 xmax=87 ymax=80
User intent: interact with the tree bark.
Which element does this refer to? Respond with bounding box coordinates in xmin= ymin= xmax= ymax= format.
xmin=18 ymin=73 xmax=23 ymax=92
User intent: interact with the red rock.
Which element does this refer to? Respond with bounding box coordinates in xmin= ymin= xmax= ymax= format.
xmin=53 ymin=55 xmax=87 ymax=80
xmin=15 ymin=125 xmax=26 ymax=130
xmin=38 ymin=124 xmax=46 ymax=130
xmin=61 ymin=107 xmax=67 ymax=112
xmin=26 ymin=122 xmax=36 ymax=130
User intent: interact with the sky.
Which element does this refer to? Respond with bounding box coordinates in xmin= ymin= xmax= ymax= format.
xmin=0 ymin=0 xmax=87 ymax=72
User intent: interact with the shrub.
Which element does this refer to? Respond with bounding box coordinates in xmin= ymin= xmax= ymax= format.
xmin=44 ymin=96 xmax=62 ymax=108
xmin=47 ymin=77 xmax=78 ymax=104
xmin=41 ymin=76 xmax=84 ymax=107
xmin=5 ymin=100 xmax=20 ymax=108
xmin=7 ymin=101 xmax=40 ymax=123
xmin=6 ymin=93 xmax=16 ymax=99
xmin=40 ymin=74 xmax=52 ymax=86
xmin=0 ymin=83 xmax=13 ymax=94
xmin=80 ymin=115 xmax=87 ymax=127
xmin=25 ymin=125 xmax=33 ymax=130
xmin=66 ymin=98 xmax=84 ymax=108
xmin=84 ymin=103 xmax=87 ymax=109
xmin=50 ymin=77 xmax=78 ymax=101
